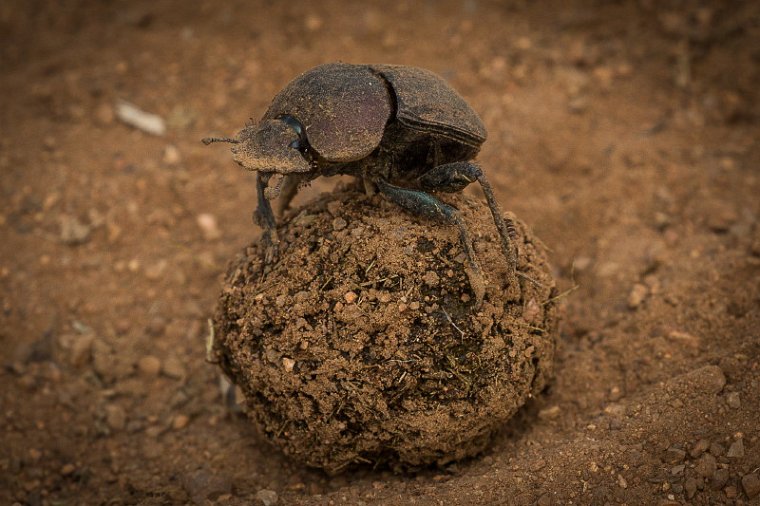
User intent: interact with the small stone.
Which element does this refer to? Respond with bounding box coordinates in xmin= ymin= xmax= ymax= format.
xmin=706 ymin=207 xmax=738 ymax=233
xmin=593 ymin=66 xmax=614 ymax=89
xmin=162 ymin=356 xmax=186 ymax=379
xmin=197 ymin=213 xmax=221 ymax=240
xmin=573 ymin=256 xmax=592 ymax=272
xmin=332 ymin=217 xmax=347 ymax=231
xmin=696 ymin=453 xmax=717 ymax=478
xmin=529 ymin=459 xmax=546 ymax=472
xmin=742 ymin=473 xmax=760 ymax=499
xmin=422 ymin=270 xmax=440 ymax=287
xmin=105 ymin=404 xmax=127 ymax=431
xmin=326 ymin=200 xmax=342 ymax=216
xmin=671 ymin=464 xmax=685 ymax=475
xmin=116 ymin=100 xmax=166 ymax=136
xmin=60 ymin=215 xmax=91 ymax=245
xmin=60 ymin=463 xmax=76 ymax=476
xmin=694 ymin=365 xmax=726 ymax=395
xmin=282 ymin=357 xmax=295 ymax=372
xmin=617 ymin=474 xmax=628 ymax=489
xmin=568 ymin=95 xmax=588 ymax=113
xmin=684 ymin=477 xmax=698 ymax=498
xmin=256 ymin=489 xmax=278 ymax=506
xmin=711 ymin=468 xmax=729 ymax=490
xmin=92 ymin=340 xmax=119 ymax=382
xmin=172 ymin=414 xmax=190 ymax=430
xmin=726 ymin=392 xmax=741 ymax=409
xmin=667 ymin=330 xmax=700 ymax=349
xmin=408 ymin=301 xmax=420 ymax=310
xmin=523 ymin=299 xmax=541 ymax=324
xmin=627 ymin=283 xmax=648 ymax=308
xmin=163 ymin=145 xmax=181 ymax=165
xmin=137 ymin=355 xmax=162 ymax=376
xmin=690 ymin=438 xmax=710 ymax=458
xmin=654 ymin=211 xmax=671 ymax=229
xmin=665 ymin=447 xmax=686 ymax=463
xmin=725 ymin=485 xmax=737 ymax=498
xmin=344 ymin=291 xmax=358 ymax=304
xmin=603 ymin=402 xmax=626 ymax=421
xmin=609 ymin=385 xmax=623 ymax=401
xmin=726 ymin=438 xmax=744 ymax=458
xmin=710 ymin=442 xmax=725 ymax=457
xmin=538 ymin=405 xmax=561 ymax=420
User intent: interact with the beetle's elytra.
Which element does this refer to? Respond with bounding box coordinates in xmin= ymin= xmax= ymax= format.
xmin=204 ymin=63 xmax=517 ymax=303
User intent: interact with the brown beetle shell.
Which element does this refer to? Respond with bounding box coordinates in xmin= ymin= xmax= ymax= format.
xmin=263 ymin=63 xmax=392 ymax=163
xmin=371 ymin=64 xmax=487 ymax=147
xmin=263 ymin=63 xmax=487 ymax=164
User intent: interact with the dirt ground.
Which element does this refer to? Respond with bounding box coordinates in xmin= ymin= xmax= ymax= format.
xmin=1 ymin=1 xmax=759 ymax=505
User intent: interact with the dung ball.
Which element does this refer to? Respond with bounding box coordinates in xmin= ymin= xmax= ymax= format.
xmin=213 ymin=187 xmax=559 ymax=473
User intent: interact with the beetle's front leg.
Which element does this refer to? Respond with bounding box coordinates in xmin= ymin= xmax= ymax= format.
xmin=254 ymin=172 xmax=279 ymax=264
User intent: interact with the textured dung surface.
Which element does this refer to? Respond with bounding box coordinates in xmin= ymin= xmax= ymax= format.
xmin=213 ymin=188 xmax=558 ymax=473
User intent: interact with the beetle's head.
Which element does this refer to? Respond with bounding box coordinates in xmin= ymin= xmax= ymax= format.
xmin=202 ymin=116 xmax=313 ymax=200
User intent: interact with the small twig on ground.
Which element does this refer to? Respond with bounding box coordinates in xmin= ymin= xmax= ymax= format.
xmin=442 ymin=308 xmax=465 ymax=337
xmin=205 ymin=319 xmax=218 ymax=363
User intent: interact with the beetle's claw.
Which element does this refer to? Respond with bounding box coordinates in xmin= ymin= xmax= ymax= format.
xmin=262 ymin=229 xmax=280 ymax=264
xmin=264 ymin=244 xmax=279 ymax=264
xmin=263 ymin=173 xmax=285 ymax=200
xmin=464 ymin=265 xmax=486 ymax=307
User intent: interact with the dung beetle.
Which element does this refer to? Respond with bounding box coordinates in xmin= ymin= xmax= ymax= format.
xmin=204 ymin=63 xmax=517 ymax=302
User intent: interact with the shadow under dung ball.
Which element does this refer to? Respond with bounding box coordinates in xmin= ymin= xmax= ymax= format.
xmin=213 ymin=187 xmax=559 ymax=473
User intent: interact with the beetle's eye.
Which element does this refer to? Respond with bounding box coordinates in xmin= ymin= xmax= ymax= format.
xmin=278 ymin=114 xmax=304 ymax=137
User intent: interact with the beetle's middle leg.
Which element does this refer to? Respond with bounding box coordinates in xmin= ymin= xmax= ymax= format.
xmin=277 ymin=173 xmax=313 ymax=216
xmin=376 ymin=179 xmax=486 ymax=305
xmin=418 ymin=161 xmax=517 ymax=277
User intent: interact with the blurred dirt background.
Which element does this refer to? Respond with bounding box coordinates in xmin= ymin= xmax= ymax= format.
xmin=1 ymin=0 xmax=759 ymax=504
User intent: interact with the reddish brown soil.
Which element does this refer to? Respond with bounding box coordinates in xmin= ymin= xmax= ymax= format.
xmin=1 ymin=1 xmax=759 ymax=505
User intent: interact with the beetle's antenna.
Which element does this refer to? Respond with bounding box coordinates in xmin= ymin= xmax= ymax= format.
xmin=201 ymin=137 xmax=239 ymax=145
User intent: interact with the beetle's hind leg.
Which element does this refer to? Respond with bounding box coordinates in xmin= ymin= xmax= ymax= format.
xmin=418 ymin=161 xmax=517 ymax=278
xmin=376 ymin=179 xmax=486 ymax=305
